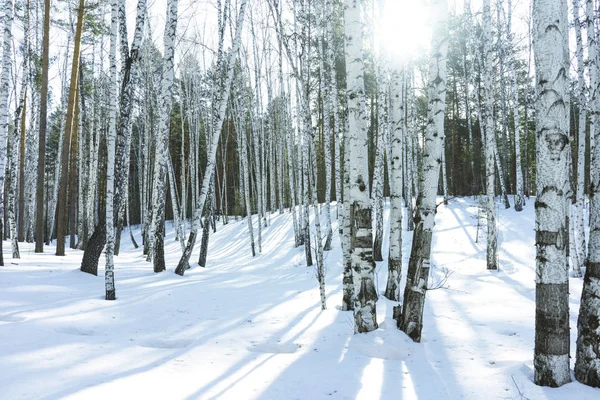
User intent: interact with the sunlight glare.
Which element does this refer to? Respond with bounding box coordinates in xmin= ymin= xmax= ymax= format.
xmin=379 ymin=0 xmax=431 ymax=65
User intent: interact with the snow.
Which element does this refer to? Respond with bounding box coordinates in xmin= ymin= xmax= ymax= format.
xmin=0 ymin=197 xmax=598 ymax=399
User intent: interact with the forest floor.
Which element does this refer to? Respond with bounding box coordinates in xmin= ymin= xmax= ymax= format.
xmin=0 ymin=197 xmax=598 ymax=399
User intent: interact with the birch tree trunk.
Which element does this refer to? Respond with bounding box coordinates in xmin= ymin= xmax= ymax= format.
xmin=318 ymin=1 xmax=333 ymax=252
xmin=0 ymin=0 xmax=14 ymax=264
xmin=482 ymin=0 xmax=498 ymax=270
xmin=385 ymin=68 xmax=403 ymax=302
xmin=505 ymin=0 xmax=524 ymax=212
xmin=114 ymin=0 xmax=146 ymax=256
xmin=148 ymin=0 xmax=178 ymax=273
xmin=404 ymin=72 xmax=416 ymax=231
xmin=532 ymin=0 xmax=571 ymax=387
xmin=397 ymin=0 xmax=448 ymax=342
xmin=105 ymin=0 xmax=118 ymax=300
xmin=344 ymin=0 xmax=377 ymax=333
xmin=575 ymin=1 xmax=600 ymax=387
xmin=572 ymin=0 xmax=586 ymax=276
xmin=175 ymin=0 xmax=247 ymax=276
xmin=587 ymin=0 xmax=598 ymax=199
xmin=372 ymin=61 xmax=386 ymax=262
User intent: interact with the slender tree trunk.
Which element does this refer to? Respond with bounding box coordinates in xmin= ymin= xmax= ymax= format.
xmin=0 ymin=0 xmax=15 ymax=265
xmin=148 ymin=0 xmax=178 ymax=273
xmin=532 ymin=0 xmax=571 ymax=387
xmin=482 ymin=0 xmax=498 ymax=270
xmin=104 ymin=0 xmax=119 ymax=300
xmin=397 ymin=0 xmax=448 ymax=342
xmin=55 ymin=0 xmax=84 ymax=256
xmin=572 ymin=0 xmax=586 ymax=276
xmin=385 ymin=68 xmax=403 ymax=302
xmin=575 ymin=0 xmax=600 ymax=387
xmin=175 ymin=0 xmax=247 ymax=275
xmin=318 ymin=2 xmax=333 ymax=252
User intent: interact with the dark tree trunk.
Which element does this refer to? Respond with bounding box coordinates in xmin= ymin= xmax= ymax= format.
xmin=80 ymin=124 xmax=107 ymax=276
xmin=198 ymin=212 xmax=210 ymax=267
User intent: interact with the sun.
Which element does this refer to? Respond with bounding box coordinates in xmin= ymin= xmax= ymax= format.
xmin=378 ymin=0 xmax=431 ymax=65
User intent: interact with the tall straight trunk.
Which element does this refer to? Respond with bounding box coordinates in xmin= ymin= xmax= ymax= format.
xmin=532 ymin=0 xmax=571 ymax=387
xmin=249 ymin=17 xmax=263 ymax=251
xmin=495 ymin=0 xmax=510 ymax=196
xmin=482 ymin=0 xmax=498 ymax=270
xmin=114 ymin=0 xmax=146 ymax=256
xmin=105 ymin=0 xmax=118 ymax=300
xmin=167 ymin=154 xmax=185 ymax=251
xmin=397 ymin=0 xmax=448 ymax=342
xmin=318 ymin=2 xmax=333 ymax=252
xmin=18 ymin=89 xmax=26 ymax=243
xmin=404 ymin=72 xmax=416 ymax=231
xmin=506 ymin=0 xmax=524 ymax=212
xmin=573 ymin=0 xmax=586 ymax=276
xmin=236 ymin=105 xmax=256 ymax=258
xmin=18 ymin=2 xmax=29 ymax=243
xmin=341 ymin=118 xmax=354 ymax=311
xmin=148 ymin=0 xmax=178 ymax=273
xmin=0 ymin=0 xmax=14 ymax=264
xmin=309 ymin=131 xmax=327 ymax=310
xmin=326 ymin=0 xmax=342 ymax=236
xmin=55 ymin=0 xmax=84 ymax=256
xmin=587 ymin=0 xmax=598 ymax=196
xmin=463 ymin=1 xmax=476 ymax=194
xmin=344 ymin=0 xmax=377 ymax=333
xmin=372 ymin=56 xmax=386 ymax=262
xmin=575 ymin=0 xmax=600 ymax=386
xmin=385 ymin=68 xmax=403 ymax=302
xmin=69 ymin=84 xmax=80 ymax=249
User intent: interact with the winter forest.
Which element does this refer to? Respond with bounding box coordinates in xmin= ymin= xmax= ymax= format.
xmin=0 ymin=0 xmax=599 ymax=398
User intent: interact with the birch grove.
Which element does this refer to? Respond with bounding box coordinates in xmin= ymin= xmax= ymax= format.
xmin=2 ymin=0 xmax=600 ymax=393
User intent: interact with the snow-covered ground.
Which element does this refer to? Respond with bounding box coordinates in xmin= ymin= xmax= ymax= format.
xmin=0 ymin=198 xmax=598 ymax=399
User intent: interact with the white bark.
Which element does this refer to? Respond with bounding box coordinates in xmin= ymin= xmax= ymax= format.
xmin=344 ymin=0 xmax=377 ymax=333
xmin=318 ymin=1 xmax=333 ymax=252
xmin=148 ymin=0 xmax=178 ymax=272
xmin=105 ymin=0 xmax=118 ymax=300
xmin=573 ymin=0 xmax=586 ymax=275
xmin=532 ymin=0 xmax=571 ymax=387
xmin=175 ymin=0 xmax=248 ymax=275
xmin=482 ymin=0 xmax=498 ymax=270
xmin=587 ymin=0 xmax=598 ymax=191
xmin=385 ymin=68 xmax=403 ymax=302
xmin=506 ymin=0 xmax=524 ymax=212
xmin=0 ymin=0 xmax=14 ymax=263
xmin=398 ymin=0 xmax=448 ymax=342
xmin=575 ymin=0 xmax=600 ymax=388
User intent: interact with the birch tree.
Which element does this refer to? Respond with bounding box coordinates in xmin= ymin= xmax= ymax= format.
xmin=0 ymin=0 xmax=14 ymax=265
xmin=482 ymin=0 xmax=497 ymax=270
xmin=397 ymin=0 xmax=448 ymax=342
xmin=105 ymin=0 xmax=118 ymax=300
xmin=147 ymin=0 xmax=178 ymax=273
xmin=175 ymin=0 xmax=248 ymax=275
xmin=344 ymin=0 xmax=377 ymax=333
xmin=572 ymin=0 xmax=586 ymax=276
xmin=532 ymin=0 xmax=571 ymax=387
xmin=385 ymin=68 xmax=403 ymax=302
xmin=575 ymin=1 xmax=600 ymax=386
